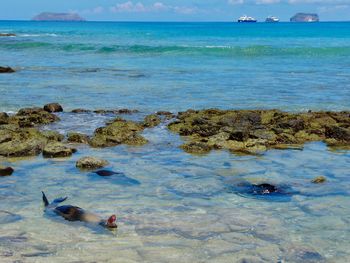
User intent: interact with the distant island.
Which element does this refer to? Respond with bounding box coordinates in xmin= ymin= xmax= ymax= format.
xmin=290 ymin=13 xmax=319 ymax=22
xmin=32 ymin=12 xmax=85 ymax=22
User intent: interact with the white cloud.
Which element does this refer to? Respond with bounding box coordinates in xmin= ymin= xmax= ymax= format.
xmin=110 ymin=1 xmax=198 ymax=14
xmin=228 ymin=0 xmax=350 ymax=4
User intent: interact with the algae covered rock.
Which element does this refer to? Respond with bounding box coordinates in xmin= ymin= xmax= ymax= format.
xmin=143 ymin=114 xmax=161 ymax=128
xmin=76 ymin=156 xmax=109 ymax=170
xmin=0 ymin=126 xmax=47 ymax=157
xmin=168 ymin=109 xmax=350 ymax=155
xmin=89 ymin=118 xmax=148 ymax=148
xmin=42 ymin=142 xmax=77 ymax=158
xmin=0 ymin=112 xmax=9 ymax=125
xmin=41 ymin=130 xmax=64 ymax=142
xmin=12 ymin=107 xmax=60 ymax=127
xmin=67 ymin=132 xmax=89 ymax=144
xmin=0 ymin=166 xmax=14 ymax=176
xmin=43 ymin=103 xmax=63 ymax=113
xmin=312 ymin=176 xmax=327 ymax=184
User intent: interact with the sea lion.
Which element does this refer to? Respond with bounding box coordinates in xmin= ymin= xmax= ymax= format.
xmin=42 ymin=192 xmax=117 ymax=230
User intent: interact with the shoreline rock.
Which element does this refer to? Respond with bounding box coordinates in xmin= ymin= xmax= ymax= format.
xmin=168 ymin=109 xmax=350 ymax=155
xmin=76 ymin=157 xmax=109 ymax=170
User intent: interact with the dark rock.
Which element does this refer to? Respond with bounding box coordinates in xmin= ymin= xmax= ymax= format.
xmin=42 ymin=143 xmax=76 ymax=158
xmin=0 ymin=166 xmax=14 ymax=176
xmin=43 ymin=103 xmax=63 ymax=113
xmin=0 ymin=66 xmax=15 ymax=73
xmin=71 ymin=108 xmax=92 ymax=113
xmin=116 ymin=109 xmax=139 ymax=114
xmin=67 ymin=132 xmax=89 ymax=144
xmin=229 ymin=129 xmax=249 ymax=142
xmin=0 ymin=33 xmax=16 ymax=37
xmin=76 ymin=157 xmax=109 ymax=170
xmin=325 ymin=125 xmax=350 ymax=141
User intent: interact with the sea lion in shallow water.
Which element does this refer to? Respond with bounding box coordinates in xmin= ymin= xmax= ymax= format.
xmin=42 ymin=192 xmax=117 ymax=230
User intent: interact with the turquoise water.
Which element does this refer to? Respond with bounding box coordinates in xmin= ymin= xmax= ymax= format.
xmin=0 ymin=21 xmax=350 ymax=262
xmin=1 ymin=21 xmax=350 ymax=112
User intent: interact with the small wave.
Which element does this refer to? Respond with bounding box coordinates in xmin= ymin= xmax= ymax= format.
xmin=1 ymin=41 xmax=350 ymax=57
xmin=19 ymin=33 xmax=59 ymax=37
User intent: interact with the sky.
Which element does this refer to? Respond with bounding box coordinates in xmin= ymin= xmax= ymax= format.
xmin=1 ymin=0 xmax=350 ymax=21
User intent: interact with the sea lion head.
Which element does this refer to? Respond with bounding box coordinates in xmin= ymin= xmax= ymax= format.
xmin=105 ymin=214 xmax=117 ymax=229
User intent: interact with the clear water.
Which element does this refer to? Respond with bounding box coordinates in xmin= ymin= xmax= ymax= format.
xmin=0 ymin=21 xmax=350 ymax=262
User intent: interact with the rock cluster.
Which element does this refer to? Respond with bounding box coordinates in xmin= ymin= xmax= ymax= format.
xmin=0 ymin=103 xmax=71 ymax=158
xmin=168 ymin=109 xmax=350 ymax=155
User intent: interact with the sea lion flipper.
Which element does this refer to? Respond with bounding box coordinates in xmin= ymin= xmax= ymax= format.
xmin=53 ymin=197 xmax=68 ymax=204
xmin=42 ymin=191 xmax=49 ymax=207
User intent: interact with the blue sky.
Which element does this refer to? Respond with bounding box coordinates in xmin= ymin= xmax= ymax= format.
xmin=1 ymin=0 xmax=350 ymax=21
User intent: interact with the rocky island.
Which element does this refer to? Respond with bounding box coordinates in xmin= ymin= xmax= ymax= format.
xmin=290 ymin=13 xmax=319 ymax=22
xmin=32 ymin=12 xmax=85 ymax=22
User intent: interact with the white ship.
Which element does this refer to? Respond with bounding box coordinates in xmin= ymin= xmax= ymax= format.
xmin=238 ymin=15 xmax=257 ymax=23
xmin=265 ymin=16 xmax=279 ymax=22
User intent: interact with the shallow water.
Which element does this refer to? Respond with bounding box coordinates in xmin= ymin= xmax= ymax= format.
xmin=0 ymin=21 xmax=350 ymax=262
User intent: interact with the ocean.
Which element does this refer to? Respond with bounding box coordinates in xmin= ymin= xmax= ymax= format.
xmin=0 ymin=21 xmax=350 ymax=262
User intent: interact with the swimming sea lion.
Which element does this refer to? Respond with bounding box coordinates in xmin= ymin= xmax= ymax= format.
xmin=42 ymin=192 xmax=117 ymax=230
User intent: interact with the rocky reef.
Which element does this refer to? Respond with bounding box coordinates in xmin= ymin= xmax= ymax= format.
xmin=32 ymin=12 xmax=85 ymax=22
xmin=0 ymin=104 xmax=65 ymax=157
xmin=168 ymin=109 xmax=350 ymax=155
xmin=290 ymin=13 xmax=319 ymax=22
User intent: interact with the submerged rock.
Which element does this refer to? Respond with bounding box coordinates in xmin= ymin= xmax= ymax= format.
xmin=0 ymin=33 xmax=16 ymax=37
xmin=71 ymin=108 xmax=92 ymax=113
xmin=312 ymin=176 xmax=327 ymax=184
xmin=42 ymin=142 xmax=76 ymax=158
xmin=0 ymin=166 xmax=14 ymax=176
xmin=43 ymin=103 xmax=63 ymax=113
xmin=0 ymin=66 xmax=15 ymax=73
xmin=89 ymin=118 xmax=148 ymax=148
xmin=76 ymin=157 xmax=109 ymax=170
xmin=168 ymin=109 xmax=350 ymax=155
xmin=67 ymin=132 xmax=89 ymax=144
xmin=93 ymin=170 xmax=120 ymax=177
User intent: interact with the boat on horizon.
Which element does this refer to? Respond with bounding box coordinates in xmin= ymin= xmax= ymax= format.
xmin=265 ymin=16 xmax=279 ymax=23
xmin=238 ymin=15 xmax=257 ymax=23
